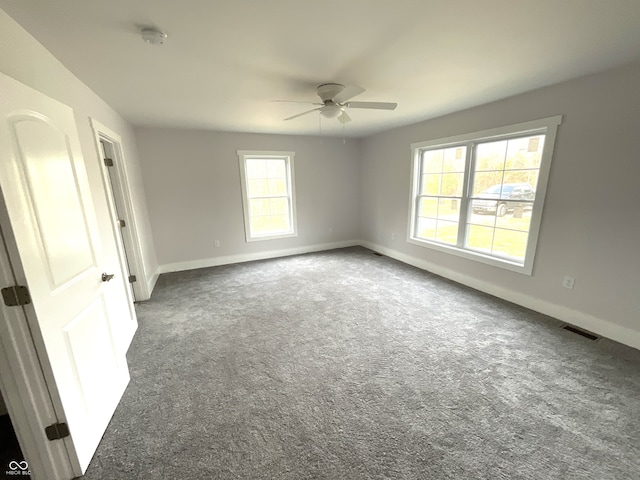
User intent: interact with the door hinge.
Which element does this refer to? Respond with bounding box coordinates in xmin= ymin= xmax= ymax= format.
xmin=103 ymin=157 xmax=114 ymax=167
xmin=1 ymin=285 xmax=31 ymax=307
xmin=45 ymin=422 xmax=70 ymax=441
xmin=118 ymin=219 xmax=126 ymax=228
xmin=128 ymin=275 xmax=137 ymax=283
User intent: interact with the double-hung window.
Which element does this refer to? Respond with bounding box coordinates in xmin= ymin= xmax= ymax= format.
xmin=238 ymin=150 xmax=297 ymax=242
xmin=408 ymin=116 xmax=561 ymax=274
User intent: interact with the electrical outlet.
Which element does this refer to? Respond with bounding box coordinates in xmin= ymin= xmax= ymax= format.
xmin=391 ymin=232 xmax=397 ymax=240
xmin=562 ymin=276 xmax=575 ymax=290
xmin=214 ymin=240 xmax=221 ymax=248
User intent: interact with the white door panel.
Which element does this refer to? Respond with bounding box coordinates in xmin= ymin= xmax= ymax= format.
xmin=64 ymin=295 xmax=123 ymax=413
xmin=0 ymin=72 xmax=131 ymax=474
xmin=13 ymin=116 xmax=96 ymax=288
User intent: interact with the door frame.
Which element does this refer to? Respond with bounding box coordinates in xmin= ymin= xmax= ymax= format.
xmin=0 ymin=193 xmax=78 ymax=480
xmin=89 ymin=118 xmax=150 ymax=302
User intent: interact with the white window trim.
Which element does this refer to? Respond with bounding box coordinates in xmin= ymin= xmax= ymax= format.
xmin=237 ymin=150 xmax=298 ymax=242
xmin=407 ymin=115 xmax=562 ymax=275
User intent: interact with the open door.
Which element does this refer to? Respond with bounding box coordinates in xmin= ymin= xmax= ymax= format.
xmin=0 ymin=73 xmax=131 ymax=474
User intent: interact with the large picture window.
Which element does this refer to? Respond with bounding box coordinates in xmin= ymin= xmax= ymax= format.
xmin=408 ymin=116 xmax=562 ymax=274
xmin=238 ymin=150 xmax=297 ymax=242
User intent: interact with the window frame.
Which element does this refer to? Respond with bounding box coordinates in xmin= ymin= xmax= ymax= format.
xmin=237 ymin=150 xmax=298 ymax=242
xmin=407 ymin=116 xmax=562 ymax=275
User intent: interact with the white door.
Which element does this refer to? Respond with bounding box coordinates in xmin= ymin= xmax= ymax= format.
xmin=99 ymin=139 xmax=136 ymax=303
xmin=0 ymin=73 xmax=131 ymax=474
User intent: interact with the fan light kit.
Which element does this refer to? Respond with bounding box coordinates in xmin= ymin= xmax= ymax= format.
xmin=141 ymin=28 xmax=167 ymax=45
xmin=275 ymin=83 xmax=397 ymax=124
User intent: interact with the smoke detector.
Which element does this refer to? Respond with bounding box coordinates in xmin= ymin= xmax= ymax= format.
xmin=141 ymin=28 xmax=167 ymax=45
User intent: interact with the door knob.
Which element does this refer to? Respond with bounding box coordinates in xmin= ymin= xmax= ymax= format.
xmin=101 ymin=273 xmax=115 ymax=282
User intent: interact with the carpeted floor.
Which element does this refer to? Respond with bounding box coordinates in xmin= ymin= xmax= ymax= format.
xmin=81 ymin=247 xmax=640 ymax=479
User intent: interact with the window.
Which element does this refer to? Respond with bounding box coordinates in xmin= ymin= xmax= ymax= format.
xmin=408 ymin=116 xmax=562 ymax=274
xmin=238 ymin=150 xmax=297 ymax=242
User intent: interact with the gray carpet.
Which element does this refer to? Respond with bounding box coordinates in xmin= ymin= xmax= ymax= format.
xmin=82 ymin=247 xmax=640 ymax=479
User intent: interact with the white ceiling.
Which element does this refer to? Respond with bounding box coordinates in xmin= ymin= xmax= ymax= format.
xmin=2 ymin=0 xmax=640 ymax=137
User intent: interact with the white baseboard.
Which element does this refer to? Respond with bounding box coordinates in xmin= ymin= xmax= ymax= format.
xmin=157 ymin=240 xmax=360 ymax=275
xmin=359 ymin=240 xmax=640 ymax=351
xmin=146 ymin=272 xmax=159 ymax=297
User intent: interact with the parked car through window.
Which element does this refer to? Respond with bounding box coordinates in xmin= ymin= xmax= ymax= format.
xmin=472 ymin=183 xmax=535 ymax=217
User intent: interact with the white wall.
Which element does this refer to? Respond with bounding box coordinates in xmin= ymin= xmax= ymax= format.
xmin=0 ymin=10 xmax=158 ymax=294
xmin=135 ymin=128 xmax=361 ymax=271
xmin=360 ymin=62 xmax=640 ymax=348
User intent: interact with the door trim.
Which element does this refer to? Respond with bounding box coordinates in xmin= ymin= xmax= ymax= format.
xmin=89 ymin=118 xmax=150 ymax=301
xmin=0 ymin=193 xmax=78 ymax=480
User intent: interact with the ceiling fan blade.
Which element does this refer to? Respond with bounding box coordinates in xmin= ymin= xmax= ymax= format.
xmin=346 ymin=101 xmax=397 ymax=110
xmin=283 ymin=107 xmax=322 ymax=121
xmin=332 ymin=85 xmax=365 ymax=104
xmin=338 ymin=111 xmax=351 ymax=124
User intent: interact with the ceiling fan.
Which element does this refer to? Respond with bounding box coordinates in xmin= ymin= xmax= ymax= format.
xmin=276 ymin=83 xmax=397 ymax=124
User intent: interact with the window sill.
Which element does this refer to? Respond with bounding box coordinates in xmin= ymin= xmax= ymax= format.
xmin=246 ymin=231 xmax=298 ymax=243
xmin=407 ymin=236 xmax=533 ymax=275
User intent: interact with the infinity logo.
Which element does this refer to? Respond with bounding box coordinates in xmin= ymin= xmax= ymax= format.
xmin=8 ymin=460 xmax=28 ymax=471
